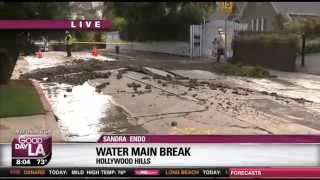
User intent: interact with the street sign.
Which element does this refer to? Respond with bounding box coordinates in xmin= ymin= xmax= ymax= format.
xmin=222 ymin=2 xmax=234 ymax=14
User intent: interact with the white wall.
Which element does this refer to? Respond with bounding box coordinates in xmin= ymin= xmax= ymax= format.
xmin=133 ymin=41 xmax=190 ymax=56
xmin=106 ymin=31 xmax=120 ymax=42
xmin=106 ymin=41 xmax=190 ymax=56
xmin=105 ymin=20 xmax=247 ymax=58
xmin=106 ymin=31 xmax=189 ymax=56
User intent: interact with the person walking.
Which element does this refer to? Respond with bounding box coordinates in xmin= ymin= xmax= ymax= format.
xmin=216 ymin=36 xmax=225 ymax=63
xmin=65 ymin=31 xmax=72 ymax=57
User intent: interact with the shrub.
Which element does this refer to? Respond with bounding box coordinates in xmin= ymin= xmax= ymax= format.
xmin=219 ymin=63 xmax=272 ymax=78
xmin=118 ymin=3 xmax=203 ymax=42
xmin=304 ymin=43 xmax=320 ymax=54
xmin=285 ymin=19 xmax=305 ymax=34
xmin=233 ymin=32 xmax=298 ymax=72
xmin=234 ymin=32 xmax=299 ymax=45
xmin=112 ymin=17 xmax=127 ymax=31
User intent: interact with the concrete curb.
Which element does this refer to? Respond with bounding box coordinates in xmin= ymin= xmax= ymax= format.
xmin=31 ymin=80 xmax=65 ymax=142
xmin=31 ymin=80 xmax=53 ymax=113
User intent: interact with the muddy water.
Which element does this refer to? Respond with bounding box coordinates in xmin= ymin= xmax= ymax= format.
xmin=100 ymin=105 xmax=148 ymax=134
xmin=39 ymin=81 xmax=143 ymax=141
xmin=25 ymin=56 xmax=64 ymax=71
xmin=24 ymin=53 xmax=146 ymax=141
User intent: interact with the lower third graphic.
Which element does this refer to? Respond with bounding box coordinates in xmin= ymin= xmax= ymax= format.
xmin=11 ymin=135 xmax=52 ymax=166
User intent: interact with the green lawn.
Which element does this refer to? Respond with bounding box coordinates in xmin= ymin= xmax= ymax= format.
xmin=0 ymin=80 xmax=45 ymax=118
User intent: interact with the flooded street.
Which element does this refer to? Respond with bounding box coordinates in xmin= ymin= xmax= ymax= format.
xmin=39 ymin=82 xmax=115 ymax=141
xmin=39 ymin=80 xmax=147 ymax=141
xmin=13 ymin=51 xmax=320 ymax=140
xmin=17 ymin=52 xmax=126 ymax=141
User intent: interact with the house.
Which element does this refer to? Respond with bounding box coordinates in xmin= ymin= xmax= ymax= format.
xmin=208 ymin=2 xmax=246 ymax=22
xmin=237 ymin=2 xmax=320 ymax=32
xmin=208 ymin=2 xmax=320 ymax=32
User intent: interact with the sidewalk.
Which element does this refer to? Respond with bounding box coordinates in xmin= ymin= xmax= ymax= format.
xmin=296 ymin=53 xmax=320 ymax=75
xmin=0 ymin=57 xmax=64 ymax=143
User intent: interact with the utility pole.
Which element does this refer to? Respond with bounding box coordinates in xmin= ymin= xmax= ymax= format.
xmin=225 ymin=14 xmax=228 ymax=59
xmin=202 ymin=16 xmax=206 ymax=57
xmin=222 ymin=2 xmax=233 ymax=59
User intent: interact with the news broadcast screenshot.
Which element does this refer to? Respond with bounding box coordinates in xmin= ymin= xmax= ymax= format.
xmin=2 ymin=1 xmax=320 ymax=179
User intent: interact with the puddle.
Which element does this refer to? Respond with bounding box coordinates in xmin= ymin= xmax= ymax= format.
xmin=40 ymin=82 xmax=112 ymax=141
xmin=100 ymin=105 xmax=148 ymax=134
xmin=39 ymin=81 xmax=147 ymax=141
xmin=73 ymin=53 xmax=115 ymax=61
xmin=24 ymin=52 xmax=146 ymax=141
xmin=25 ymin=56 xmax=63 ymax=71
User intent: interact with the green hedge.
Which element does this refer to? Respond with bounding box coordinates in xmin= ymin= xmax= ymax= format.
xmin=219 ymin=63 xmax=272 ymax=78
xmin=233 ymin=32 xmax=299 ymax=72
xmin=304 ymin=43 xmax=320 ymax=54
xmin=234 ymin=32 xmax=299 ymax=44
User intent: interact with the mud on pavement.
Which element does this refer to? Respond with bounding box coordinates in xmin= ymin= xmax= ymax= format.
xmin=19 ymin=56 xmax=320 ymax=136
xmin=20 ymin=58 xmax=312 ymax=105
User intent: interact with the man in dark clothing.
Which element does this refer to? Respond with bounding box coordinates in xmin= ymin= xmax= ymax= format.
xmin=65 ymin=31 xmax=72 ymax=57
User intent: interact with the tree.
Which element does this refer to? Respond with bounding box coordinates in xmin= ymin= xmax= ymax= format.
xmin=285 ymin=19 xmax=305 ymax=34
xmin=0 ymin=2 xmax=71 ymax=84
xmin=272 ymin=14 xmax=288 ymax=31
xmin=111 ymin=2 xmax=214 ymax=42
xmin=69 ymin=2 xmax=104 ymax=42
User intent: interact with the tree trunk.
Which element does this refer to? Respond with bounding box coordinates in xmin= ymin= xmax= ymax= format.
xmin=0 ymin=48 xmax=19 ymax=85
xmin=0 ymin=32 xmax=21 ymax=85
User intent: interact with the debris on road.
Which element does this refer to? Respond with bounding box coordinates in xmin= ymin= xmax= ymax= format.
xmin=16 ymin=51 xmax=320 ymax=138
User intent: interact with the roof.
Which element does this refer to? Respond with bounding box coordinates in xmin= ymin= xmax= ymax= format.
xmin=208 ymin=11 xmax=228 ymax=21
xmin=271 ymin=2 xmax=320 ymax=16
xmin=238 ymin=2 xmax=320 ymax=20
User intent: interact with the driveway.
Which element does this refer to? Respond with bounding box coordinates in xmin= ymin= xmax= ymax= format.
xmin=296 ymin=53 xmax=320 ymax=75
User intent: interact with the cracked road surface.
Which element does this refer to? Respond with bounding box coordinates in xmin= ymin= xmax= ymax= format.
xmin=13 ymin=51 xmax=320 ymax=141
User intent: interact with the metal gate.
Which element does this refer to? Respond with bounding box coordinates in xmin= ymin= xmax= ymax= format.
xmin=190 ymin=25 xmax=202 ymax=58
xmin=190 ymin=20 xmax=248 ymax=58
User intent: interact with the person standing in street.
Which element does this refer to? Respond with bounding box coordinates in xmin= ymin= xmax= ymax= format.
xmin=216 ymin=36 xmax=225 ymax=63
xmin=65 ymin=31 xmax=72 ymax=57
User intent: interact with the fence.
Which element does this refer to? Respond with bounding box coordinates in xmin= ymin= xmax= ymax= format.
xmin=103 ymin=21 xmax=248 ymax=58
xmin=190 ymin=20 xmax=248 ymax=58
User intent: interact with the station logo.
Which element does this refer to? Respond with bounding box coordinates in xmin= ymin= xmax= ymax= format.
xmin=12 ymin=135 xmax=52 ymax=166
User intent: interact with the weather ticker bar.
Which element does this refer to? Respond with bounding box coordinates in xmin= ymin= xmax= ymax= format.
xmin=0 ymin=167 xmax=228 ymax=178
xmin=2 ymin=167 xmax=320 ymax=178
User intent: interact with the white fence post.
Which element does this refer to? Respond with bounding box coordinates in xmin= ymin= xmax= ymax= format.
xmin=190 ymin=25 xmax=193 ymax=58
